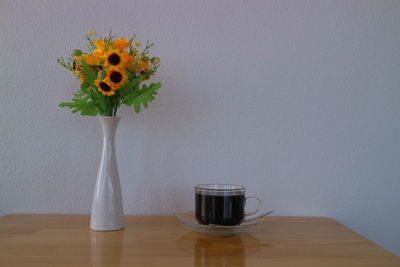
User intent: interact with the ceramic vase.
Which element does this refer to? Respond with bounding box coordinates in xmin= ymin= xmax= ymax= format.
xmin=90 ymin=116 xmax=124 ymax=231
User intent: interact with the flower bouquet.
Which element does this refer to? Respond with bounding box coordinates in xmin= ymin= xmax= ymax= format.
xmin=57 ymin=30 xmax=161 ymax=116
xmin=57 ymin=31 xmax=161 ymax=231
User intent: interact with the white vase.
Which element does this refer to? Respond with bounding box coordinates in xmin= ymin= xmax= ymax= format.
xmin=90 ymin=116 xmax=124 ymax=231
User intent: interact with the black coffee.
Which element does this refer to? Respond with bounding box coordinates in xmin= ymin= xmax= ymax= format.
xmin=195 ymin=193 xmax=245 ymax=226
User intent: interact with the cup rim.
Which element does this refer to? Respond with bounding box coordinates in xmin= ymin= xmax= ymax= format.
xmin=195 ymin=184 xmax=245 ymax=192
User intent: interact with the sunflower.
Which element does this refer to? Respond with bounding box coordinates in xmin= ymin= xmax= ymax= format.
xmin=113 ymin=37 xmax=130 ymax=51
xmin=104 ymin=49 xmax=132 ymax=68
xmin=105 ymin=67 xmax=128 ymax=89
xmin=94 ymin=80 xmax=116 ymax=96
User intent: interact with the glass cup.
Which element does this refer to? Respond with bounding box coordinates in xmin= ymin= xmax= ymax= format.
xmin=195 ymin=184 xmax=262 ymax=226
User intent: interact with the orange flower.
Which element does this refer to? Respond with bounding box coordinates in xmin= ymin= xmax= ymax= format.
xmin=93 ymin=40 xmax=105 ymax=56
xmin=80 ymin=54 xmax=101 ymax=65
xmin=113 ymin=37 xmax=130 ymax=51
xmin=123 ymin=51 xmax=134 ymax=66
xmin=79 ymin=77 xmax=85 ymax=83
xmin=137 ymin=61 xmax=149 ymax=72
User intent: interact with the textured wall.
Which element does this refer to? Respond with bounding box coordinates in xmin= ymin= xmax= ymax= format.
xmin=1 ymin=0 xmax=399 ymax=255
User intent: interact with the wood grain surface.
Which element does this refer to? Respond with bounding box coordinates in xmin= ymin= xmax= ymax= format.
xmin=0 ymin=215 xmax=399 ymax=267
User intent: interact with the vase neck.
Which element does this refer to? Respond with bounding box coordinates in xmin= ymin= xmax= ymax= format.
xmin=98 ymin=116 xmax=120 ymax=139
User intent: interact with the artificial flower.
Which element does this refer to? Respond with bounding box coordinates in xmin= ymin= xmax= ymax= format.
xmin=94 ymin=80 xmax=116 ymax=96
xmin=105 ymin=67 xmax=128 ymax=89
xmin=113 ymin=37 xmax=130 ymax=51
xmin=122 ymin=50 xmax=134 ymax=67
xmin=136 ymin=61 xmax=149 ymax=72
xmin=80 ymin=54 xmax=101 ymax=66
xmin=104 ymin=49 xmax=131 ymax=68
xmin=71 ymin=58 xmax=81 ymax=75
xmin=58 ymin=31 xmax=161 ymax=115
xmin=93 ymin=40 xmax=106 ymax=56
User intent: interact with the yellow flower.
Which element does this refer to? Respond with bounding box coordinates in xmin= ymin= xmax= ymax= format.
xmin=113 ymin=37 xmax=130 ymax=51
xmin=94 ymin=80 xmax=116 ymax=96
xmin=104 ymin=49 xmax=131 ymax=68
xmin=80 ymin=54 xmax=101 ymax=66
xmin=71 ymin=56 xmax=81 ymax=75
xmin=105 ymin=67 xmax=128 ymax=89
xmin=134 ymin=40 xmax=141 ymax=47
xmin=93 ymin=40 xmax=105 ymax=56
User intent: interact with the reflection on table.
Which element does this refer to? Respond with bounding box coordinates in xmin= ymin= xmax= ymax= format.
xmin=176 ymin=232 xmax=262 ymax=267
xmin=90 ymin=230 xmax=124 ymax=267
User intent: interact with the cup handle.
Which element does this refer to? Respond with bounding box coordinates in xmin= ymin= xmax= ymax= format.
xmin=245 ymin=196 xmax=263 ymax=217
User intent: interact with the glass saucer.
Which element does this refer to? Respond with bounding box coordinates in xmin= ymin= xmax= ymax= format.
xmin=176 ymin=211 xmax=264 ymax=236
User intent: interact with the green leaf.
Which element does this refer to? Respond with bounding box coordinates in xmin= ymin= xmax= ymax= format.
xmin=80 ymin=81 xmax=90 ymax=91
xmin=59 ymin=96 xmax=98 ymax=116
xmin=86 ymin=88 xmax=108 ymax=115
xmin=119 ymin=77 xmax=142 ymax=98
xmin=81 ymin=62 xmax=98 ymax=85
xmin=80 ymin=106 xmax=98 ymax=116
xmin=122 ymin=82 xmax=161 ymax=113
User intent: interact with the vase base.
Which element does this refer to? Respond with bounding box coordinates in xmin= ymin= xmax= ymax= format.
xmin=90 ymin=226 xmax=124 ymax=232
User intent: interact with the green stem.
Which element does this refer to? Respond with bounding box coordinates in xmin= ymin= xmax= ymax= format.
xmin=106 ymin=96 xmax=113 ymax=116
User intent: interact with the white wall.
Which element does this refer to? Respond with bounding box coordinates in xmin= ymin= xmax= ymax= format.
xmin=1 ymin=0 xmax=399 ymax=255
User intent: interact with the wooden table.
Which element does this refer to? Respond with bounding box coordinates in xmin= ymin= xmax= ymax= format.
xmin=0 ymin=215 xmax=399 ymax=266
